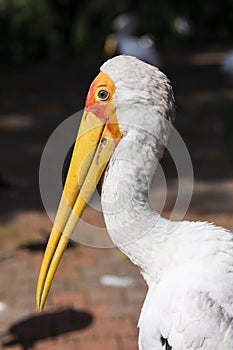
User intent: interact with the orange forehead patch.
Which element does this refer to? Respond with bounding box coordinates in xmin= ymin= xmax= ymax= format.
xmin=84 ymin=71 xmax=121 ymax=143
xmin=85 ymin=71 xmax=115 ymax=110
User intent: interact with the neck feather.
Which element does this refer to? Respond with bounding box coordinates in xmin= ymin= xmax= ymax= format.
xmin=101 ymin=119 xmax=170 ymax=277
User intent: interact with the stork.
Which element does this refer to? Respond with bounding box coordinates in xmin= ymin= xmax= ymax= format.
xmin=220 ymin=50 xmax=233 ymax=84
xmin=104 ymin=13 xmax=161 ymax=67
xmin=36 ymin=55 xmax=233 ymax=349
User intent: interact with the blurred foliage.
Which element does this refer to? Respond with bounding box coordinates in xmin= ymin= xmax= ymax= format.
xmin=0 ymin=0 xmax=233 ymax=64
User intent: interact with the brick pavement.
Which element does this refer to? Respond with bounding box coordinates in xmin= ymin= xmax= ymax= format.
xmin=0 ymin=197 xmax=233 ymax=350
xmin=0 ymin=210 xmax=147 ymax=350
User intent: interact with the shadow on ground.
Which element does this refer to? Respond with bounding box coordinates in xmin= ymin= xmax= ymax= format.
xmin=1 ymin=308 xmax=93 ymax=350
xmin=19 ymin=239 xmax=76 ymax=252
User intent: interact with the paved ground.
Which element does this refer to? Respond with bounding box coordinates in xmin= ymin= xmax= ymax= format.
xmin=0 ymin=210 xmax=144 ymax=350
xmin=0 ymin=48 xmax=233 ymax=349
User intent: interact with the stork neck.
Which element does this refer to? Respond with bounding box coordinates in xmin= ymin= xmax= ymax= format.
xmin=101 ymin=127 xmax=168 ymax=272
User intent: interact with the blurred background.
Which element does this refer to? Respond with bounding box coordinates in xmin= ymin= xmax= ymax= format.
xmin=0 ymin=0 xmax=233 ymax=349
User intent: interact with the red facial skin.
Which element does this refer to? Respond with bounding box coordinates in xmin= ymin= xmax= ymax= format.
xmin=85 ymin=80 xmax=107 ymax=121
xmin=84 ymin=72 xmax=121 ymax=143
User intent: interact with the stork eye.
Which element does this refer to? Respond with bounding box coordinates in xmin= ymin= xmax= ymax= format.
xmin=97 ymin=90 xmax=109 ymax=101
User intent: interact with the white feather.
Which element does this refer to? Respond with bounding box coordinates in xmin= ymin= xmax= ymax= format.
xmin=100 ymin=56 xmax=233 ymax=349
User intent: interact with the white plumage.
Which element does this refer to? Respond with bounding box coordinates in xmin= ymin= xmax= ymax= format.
xmin=115 ymin=33 xmax=161 ymax=67
xmin=100 ymin=56 xmax=233 ymax=349
xmin=105 ymin=13 xmax=161 ymax=67
xmin=221 ymin=50 xmax=233 ymax=83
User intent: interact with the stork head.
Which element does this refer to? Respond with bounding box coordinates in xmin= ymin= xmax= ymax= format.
xmin=36 ymin=55 xmax=175 ymax=311
xmin=101 ymin=55 xmax=174 ymax=132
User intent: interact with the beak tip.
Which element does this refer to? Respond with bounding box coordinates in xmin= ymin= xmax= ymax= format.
xmin=36 ymin=298 xmax=41 ymax=312
xmin=38 ymin=306 xmax=43 ymax=312
xmin=36 ymin=287 xmax=44 ymax=312
xmin=36 ymin=298 xmax=44 ymax=312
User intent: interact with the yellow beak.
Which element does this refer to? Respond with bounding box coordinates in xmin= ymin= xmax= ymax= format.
xmin=36 ymin=105 xmax=121 ymax=311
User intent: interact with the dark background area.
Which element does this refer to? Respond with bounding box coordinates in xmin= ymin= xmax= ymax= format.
xmin=1 ymin=0 xmax=233 ymax=64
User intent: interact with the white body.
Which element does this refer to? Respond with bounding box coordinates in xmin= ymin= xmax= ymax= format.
xmin=101 ymin=130 xmax=233 ymax=350
xmin=116 ymin=33 xmax=161 ymax=67
xmin=221 ymin=51 xmax=233 ymax=76
xmin=111 ymin=13 xmax=161 ymax=67
xmin=100 ymin=56 xmax=233 ymax=349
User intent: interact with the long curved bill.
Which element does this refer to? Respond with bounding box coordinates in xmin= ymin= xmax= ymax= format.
xmin=36 ymin=107 xmax=121 ymax=311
